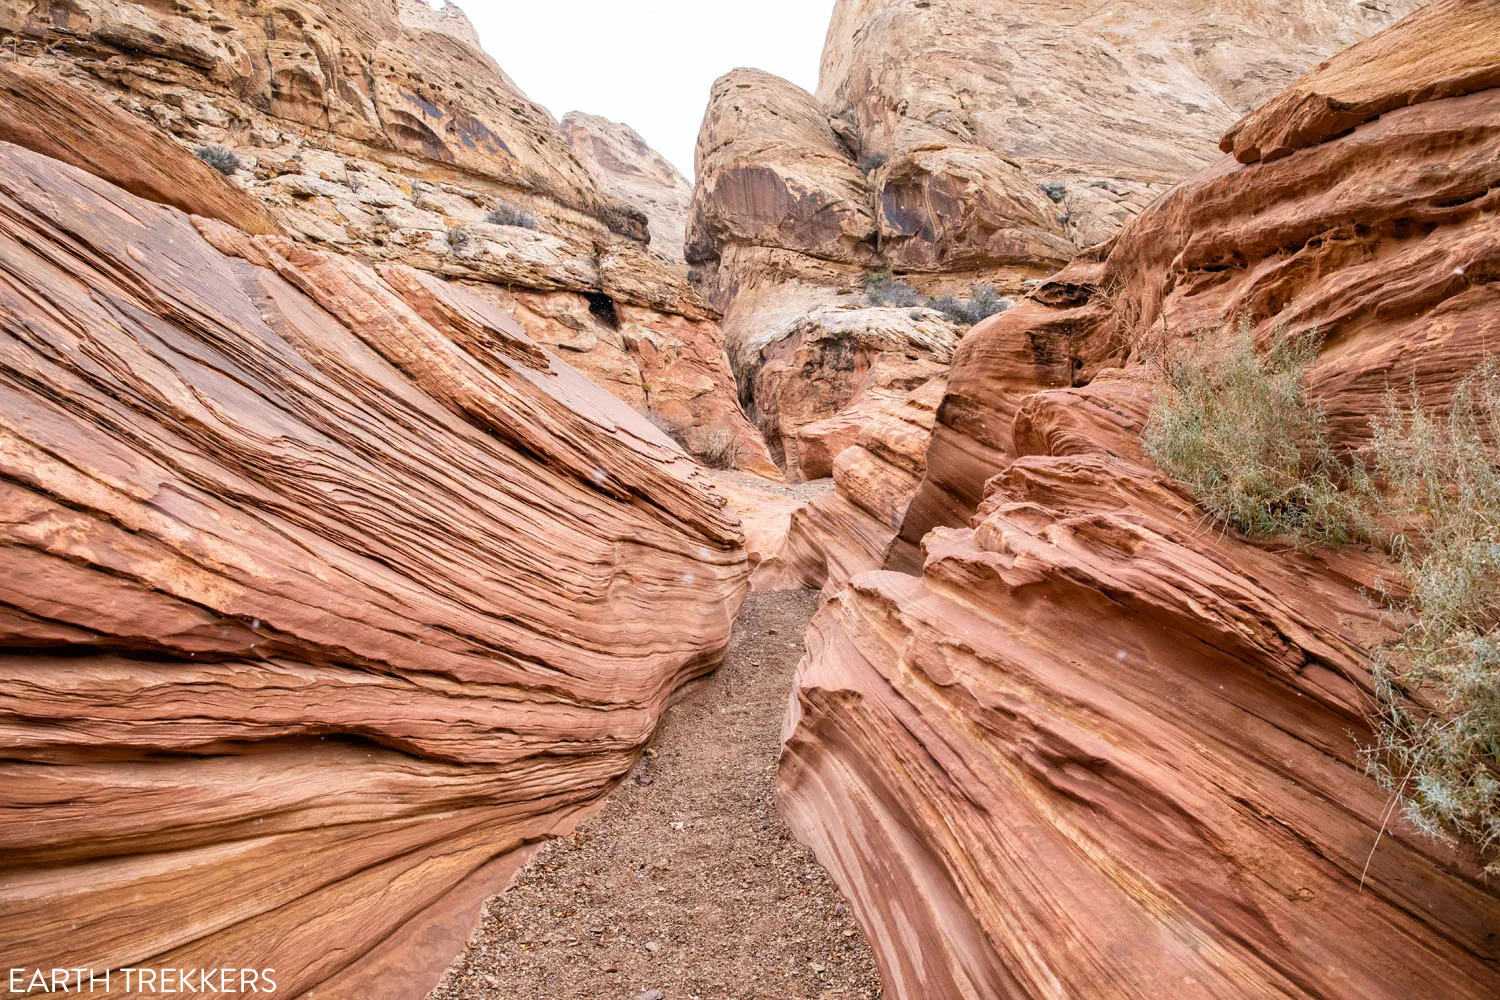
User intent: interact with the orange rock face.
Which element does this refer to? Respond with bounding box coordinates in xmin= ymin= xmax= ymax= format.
xmin=744 ymin=306 xmax=956 ymax=482
xmin=0 ymin=143 xmax=748 ymax=995
xmin=779 ymin=6 xmax=1500 ymax=998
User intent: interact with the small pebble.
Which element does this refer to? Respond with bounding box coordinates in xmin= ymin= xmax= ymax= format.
xmin=644 ymin=940 xmax=662 ymax=954
xmin=638 ymin=990 xmax=666 ymax=1000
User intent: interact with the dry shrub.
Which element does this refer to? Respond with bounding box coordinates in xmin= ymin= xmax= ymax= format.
xmin=1364 ymin=359 xmax=1500 ymax=871
xmin=699 ymin=428 xmax=742 ymax=471
xmin=1143 ymin=320 xmax=1367 ymax=543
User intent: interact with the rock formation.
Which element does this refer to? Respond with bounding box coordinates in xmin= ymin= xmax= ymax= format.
xmin=561 ymin=111 xmax=695 ymax=269
xmin=0 ymin=0 xmax=777 ymax=475
xmin=687 ymin=0 xmax=1418 ymax=485
xmin=778 ymin=3 xmax=1500 ymax=996
xmin=0 ymin=124 xmax=749 ymax=996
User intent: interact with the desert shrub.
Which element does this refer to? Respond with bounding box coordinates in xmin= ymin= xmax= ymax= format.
xmin=859 ymin=151 xmax=888 ymax=175
xmin=1364 ymin=359 xmax=1500 ymax=872
xmin=638 ymin=407 xmax=680 ymax=440
xmin=863 ymin=270 xmax=920 ymax=308
xmin=195 ymin=144 xmax=241 ymax=176
xmin=1143 ymin=320 xmax=1366 ymax=542
xmin=699 ymin=428 xmax=742 ymax=471
xmin=446 ymin=226 xmax=472 ymax=250
xmin=1040 ymin=181 xmax=1067 ymax=204
xmin=929 ymin=285 xmax=1010 ymax=326
xmin=486 ymin=202 xmax=537 ymax=229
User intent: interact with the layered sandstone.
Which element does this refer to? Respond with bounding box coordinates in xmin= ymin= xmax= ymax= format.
xmin=757 ymin=380 xmax=945 ymax=596
xmin=0 ymin=0 xmax=775 ymax=475
xmin=743 ymin=306 xmax=956 ymax=482
xmin=0 ymin=136 xmax=748 ymax=997
xmin=688 ymin=0 xmax=1415 ymax=483
xmin=780 ymin=4 xmax=1500 ymax=997
xmin=561 ymin=111 xmax=694 ymax=268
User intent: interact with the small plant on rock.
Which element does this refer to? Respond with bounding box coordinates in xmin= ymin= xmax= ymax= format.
xmin=195 ymin=144 xmax=241 ymax=176
xmin=929 ymin=285 xmax=1010 ymax=327
xmin=446 ymin=226 xmax=472 ymax=250
xmin=699 ymin=428 xmax=742 ymax=471
xmin=863 ymin=270 xmax=920 ymax=308
xmin=486 ymin=202 xmax=537 ymax=229
xmin=1143 ymin=319 xmax=1367 ymax=543
xmin=1364 ymin=359 xmax=1500 ymax=873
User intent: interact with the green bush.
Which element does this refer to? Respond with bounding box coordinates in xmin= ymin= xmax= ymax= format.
xmin=1143 ymin=321 xmax=1366 ymax=543
xmin=1364 ymin=359 xmax=1500 ymax=872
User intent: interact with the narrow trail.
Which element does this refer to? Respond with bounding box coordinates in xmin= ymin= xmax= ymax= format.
xmin=430 ymin=591 xmax=884 ymax=1000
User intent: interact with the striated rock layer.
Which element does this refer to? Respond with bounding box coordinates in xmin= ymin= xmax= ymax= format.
xmin=0 ymin=140 xmax=748 ymax=996
xmin=687 ymin=0 xmax=1414 ymax=483
xmin=0 ymin=0 xmax=776 ymax=475
xmin=780 ymin=4 xmax=1500 ymax=998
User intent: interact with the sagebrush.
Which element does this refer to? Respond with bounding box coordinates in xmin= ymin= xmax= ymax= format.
xmin=195 ymin=144 xmax=240 ymax=176
xmin=1145 ymin=325 xmax=1500 ymax=869
xmin=863 ymin=271 xmax=919 ymax=308
xmin=1364 ymin=359 xmax=1500 ymax=872
xmin=930 ymin=285 xmax=1009 ymax=327
xmin=486 ymin=202 xmax=537 ymax=229
xmin=1143 ymin=321 xmax=1367 ymax=542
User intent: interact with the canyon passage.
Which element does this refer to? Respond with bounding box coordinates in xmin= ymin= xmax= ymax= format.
xmin=2 ymin=1 xmax=1499 ymax=999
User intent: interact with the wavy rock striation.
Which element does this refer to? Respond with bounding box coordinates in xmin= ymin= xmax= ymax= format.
xmin=0 ymin=139 xmax=748 ymax=996
xmin=0 ymin=0 xmax=777 ymax=475
xmin=779 ymin=4 xmax=1500 ymax=997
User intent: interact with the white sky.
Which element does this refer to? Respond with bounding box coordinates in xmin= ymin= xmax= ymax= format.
xmin=453 ymin=1 xmax=839 ymax=180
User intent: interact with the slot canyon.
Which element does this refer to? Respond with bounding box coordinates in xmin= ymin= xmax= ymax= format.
xmin=1 ymin=1 xmax=1498 ymax=998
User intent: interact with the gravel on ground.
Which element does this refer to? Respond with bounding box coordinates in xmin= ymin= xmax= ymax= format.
xmin=429 ymin=591 xmax=883 ymax=1000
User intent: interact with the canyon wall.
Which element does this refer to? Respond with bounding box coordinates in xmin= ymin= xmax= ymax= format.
xmin=0 ymin=0 xmax=777 ymax=475
xmin=0 ymin=121 xmax=749 ymax=994
xmin=0 ymin=3 xmax=764 ymax=995
xmin=778 ymin=2 xmax=1500 ymax=997
xmin=689 ymin=0 xmax=1416 ymax=492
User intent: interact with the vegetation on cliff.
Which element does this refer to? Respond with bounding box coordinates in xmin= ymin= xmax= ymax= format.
xmin=1148 ymin=327 xmax=1500 ymax=867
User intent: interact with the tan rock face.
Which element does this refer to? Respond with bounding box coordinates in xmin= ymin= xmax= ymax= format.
xmin=687 ymin=68 xmax=878 ymax=312
xmin=0 ymin=0 xmax=774 ymax=475
xmin=562 ymin=111 xmax=694 ymax=267
xmin=688 ymin=0 xmax=1409 ymax=484
xmin=0 ymin=141 xmax=749 ymax=995
xmin=819 ymin=0 xmax=1424 ymax=247
xmin=780 ymin=7 xmax=1500 ymax=997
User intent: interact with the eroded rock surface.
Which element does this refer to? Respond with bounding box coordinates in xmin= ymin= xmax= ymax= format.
xmin=0 ymin=140 xmax=748 ymax=997
xmin=742 ymin=306 xmax=955 ymax=482
xmin=562 ymin=111 xmax=695 ymax=268
xmin=779 ymin=5 xmax=1500 ymax=997
xmin=0 ymin=0 xmax=774 ymax=474
xmin=688 ymin=0 xmax=1413 ymax=483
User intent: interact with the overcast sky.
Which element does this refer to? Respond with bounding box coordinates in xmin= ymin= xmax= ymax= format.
xmin=455 ymin=0 xmax=838 ymax=180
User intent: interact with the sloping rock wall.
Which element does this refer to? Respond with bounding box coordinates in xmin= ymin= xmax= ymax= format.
xmin=779 ymin=4 xmax=1500 ymax=997
xmin=0 ymin=139 xmax=748 ymax=996
xmin=0 ymin=0 xmax=777 ymax=475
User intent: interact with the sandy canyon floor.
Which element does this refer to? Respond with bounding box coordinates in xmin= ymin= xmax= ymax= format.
xmin=430 ymin=591 xmax=884 ymax=1000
